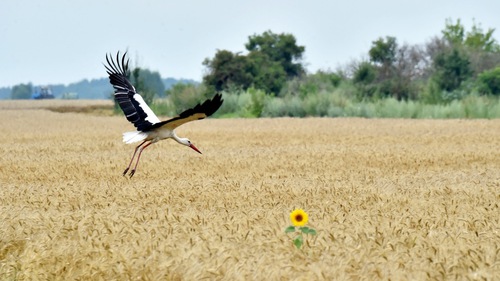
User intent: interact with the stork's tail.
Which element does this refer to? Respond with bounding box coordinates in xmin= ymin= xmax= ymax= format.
xmin=123 ymin=131 xmax=148 ymax=144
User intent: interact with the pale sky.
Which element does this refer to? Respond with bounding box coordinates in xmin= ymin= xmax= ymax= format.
xmin=1 ymin=0 xmax=499 ymax=87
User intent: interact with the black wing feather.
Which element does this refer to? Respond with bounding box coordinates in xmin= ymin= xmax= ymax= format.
xmin=105 ymin=52 xmax=156 ymax=131
xmin=178 ymin=93 xmax=223 ymax=120
xmin=150 ymin=93 xmax=224 ymax=130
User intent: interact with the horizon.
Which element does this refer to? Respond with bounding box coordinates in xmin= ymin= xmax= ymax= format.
xmin=0 ymin=76 xmax=199 ymax=89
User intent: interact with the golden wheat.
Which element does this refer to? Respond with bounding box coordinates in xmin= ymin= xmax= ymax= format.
xmin=1 ymin=100 xmax=499 ymax=280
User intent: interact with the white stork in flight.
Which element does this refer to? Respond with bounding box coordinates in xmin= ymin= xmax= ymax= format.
xmin=105 ymin=52 xmax=224 ymax=177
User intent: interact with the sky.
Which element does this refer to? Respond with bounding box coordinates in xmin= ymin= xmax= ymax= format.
xmin=1 ymin=0 xmax=499 ymax=87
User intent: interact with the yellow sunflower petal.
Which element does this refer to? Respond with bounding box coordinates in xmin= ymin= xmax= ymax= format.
xmin=290 ymin=209 xmax=308 ymax=227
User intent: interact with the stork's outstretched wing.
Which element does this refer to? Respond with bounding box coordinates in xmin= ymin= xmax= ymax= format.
xmin=151 ymin=93 xmax=224 ymax=131
xmin=105 ymin=52 xmax=160 ymax=131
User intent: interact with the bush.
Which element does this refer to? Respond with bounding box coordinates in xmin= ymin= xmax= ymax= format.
xmin=149 ymin=99 xmax=174 ymax=117
xmin=374 ymin=98 xmax=395 ymax=117
xmin=217 ymin=91 xmax=240 ymax=117
xmin=262 ymin=98 xmax=287 ymax=117
xmin=165 ymin=83 xmax=208 ymax=114
xmin=218 ymin=90 xmax=259 ymax=118
xmin=286 ymin=96 xmax=306 ymax=117
xmin=432 ymin=48 xmax=472 ymax=93
xmin=248 ymin=87 xmax=268 ymax=117
xmin=279 ymin=71 xmax=343 ymax=98
xmin=477 ymin=67 xmax=500 ymax=95
xmin=326 ymin=106 xmax=346 ymax=117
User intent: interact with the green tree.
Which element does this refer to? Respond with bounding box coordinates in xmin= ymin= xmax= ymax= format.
xmin=366 ymin=36 xmax=402 ymax=99
xmin=130 ymin=67 xmax=162 ymax=105
xmin=11 ymin=83 xmax=33 ymax=99
xmin=353 ymin=62 xmax=377 ymax=84
xmin=355 ymin=37 xmax=425 ymax=100
xmin=247 ymin=51 xmax=287 ymax=94
xmin=203 ymin=31 xmax=306 ymax=95
xmin=465 ymin=22 xmax=498 ymax=52
xmin=442 ymin=18 xmax=465 ymax=45
xmin=369 ymin=36 xmax=398 ymax=87
xmin=245 ymin=30 xmax=305 ymax=77
xmin=369 ymin=37 xmax=397 ymax=67
xmin=432 ymin=48 xmax=472 ymax=92
xmin=202 ymin=50 xmax=254 ymax=93
xmin=433 ymin=18 xmax=500 ymax=81
xmin=443 ymin=18 xmax=499 ymax=51
xmin=136 ymin=68 xmax=165 ymax=98
xmin=353 ymin=62 xmax=377 ymax=98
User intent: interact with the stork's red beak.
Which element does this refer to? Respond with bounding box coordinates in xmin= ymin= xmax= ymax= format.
xmin=189 ymin=144 xmax=202 ymax=154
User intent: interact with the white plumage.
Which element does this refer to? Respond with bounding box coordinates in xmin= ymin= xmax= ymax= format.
xmin=122 ymin=131 xmax=148 ymax=144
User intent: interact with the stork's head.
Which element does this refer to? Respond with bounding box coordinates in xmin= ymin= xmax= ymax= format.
xmin=179 ymin=138 xmax=202 ymax=154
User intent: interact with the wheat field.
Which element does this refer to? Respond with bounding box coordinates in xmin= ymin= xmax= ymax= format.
xmin=1 ymin=100 xmax=499 ymax=280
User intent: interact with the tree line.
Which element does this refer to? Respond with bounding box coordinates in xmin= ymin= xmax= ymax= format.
xmin=4 ymin=75 xmax=196 ymax=100
xmin=349 ymin=19 xmax=500 ymax=103
xmin=157 ymin=18 xmax=500 ymax=118
xmin=198 ymin=19 xmax=500 ymax=101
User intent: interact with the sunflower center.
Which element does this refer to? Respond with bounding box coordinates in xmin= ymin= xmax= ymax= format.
xmin=295 ymin=214 xmax=303 ymax=222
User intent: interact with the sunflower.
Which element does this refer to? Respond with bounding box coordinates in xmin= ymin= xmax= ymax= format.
xmin=290 ymin=209 xmax=308 ymax=227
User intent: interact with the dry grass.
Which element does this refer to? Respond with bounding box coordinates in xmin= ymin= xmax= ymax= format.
xmin=1 ymin=100 xmax=499 ymax=280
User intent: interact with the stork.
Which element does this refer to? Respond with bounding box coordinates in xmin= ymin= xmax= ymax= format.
xmin=105 ymin=52 xmax=224 ymax=177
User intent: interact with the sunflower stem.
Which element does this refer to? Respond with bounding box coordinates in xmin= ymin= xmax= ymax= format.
xmin=293 ymin=234 xmax=303 ymax=249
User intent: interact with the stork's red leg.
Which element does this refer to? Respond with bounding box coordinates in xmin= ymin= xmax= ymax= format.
xmin=123 ymin=140 xmax=147 ymax=176
xmin=129 ymin=141 xmax=153 ymax=178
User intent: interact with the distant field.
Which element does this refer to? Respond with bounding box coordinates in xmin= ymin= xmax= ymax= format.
xmin=1 ymin=100 xmax=499 ymax=280
xmin=0 ymin=99 xmax=113 ymax=110
xmin=0 ymin=99 xmax=114 ymax=116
